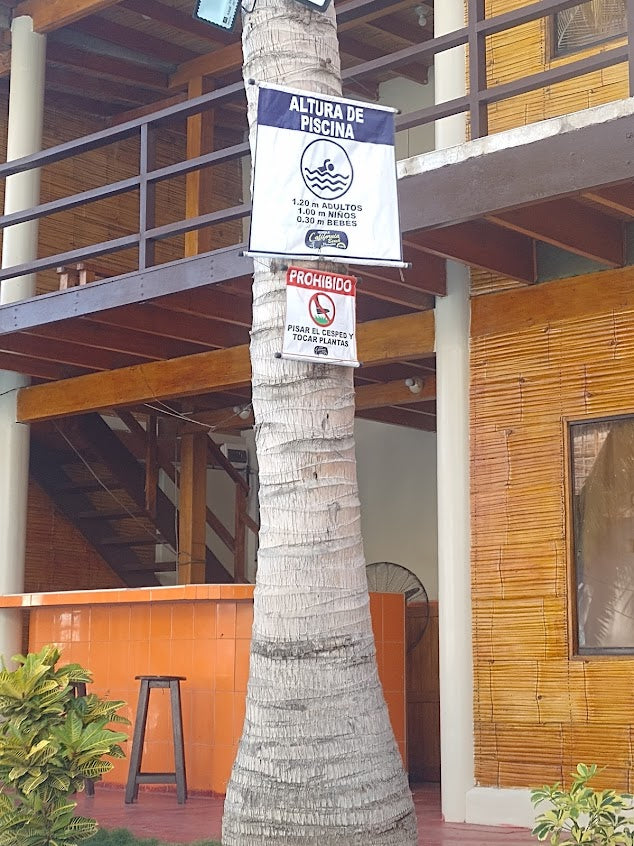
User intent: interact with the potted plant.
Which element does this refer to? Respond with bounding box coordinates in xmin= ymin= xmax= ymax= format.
xmin=531 ymin=762 xmax=634 ymax=845
xmin=0 ymin=645 xmax=129 ymax=846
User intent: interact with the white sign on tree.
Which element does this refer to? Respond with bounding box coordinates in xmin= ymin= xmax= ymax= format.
xmin=247 ymin=84 xmax=403 ymax=266
xmin=282 ymin=266 xmax=359 ymax=367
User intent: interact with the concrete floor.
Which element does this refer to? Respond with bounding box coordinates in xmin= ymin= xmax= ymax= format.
xmin=75 ymin=783 xmax=535 ymax=845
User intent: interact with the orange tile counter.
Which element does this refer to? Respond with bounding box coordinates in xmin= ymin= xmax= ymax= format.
xmin=0 ymin=585 xmax=406 ymax=795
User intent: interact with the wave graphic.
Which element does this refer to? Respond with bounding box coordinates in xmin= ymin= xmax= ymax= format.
xmin=303 ymin=167 xmax=350 ymax=192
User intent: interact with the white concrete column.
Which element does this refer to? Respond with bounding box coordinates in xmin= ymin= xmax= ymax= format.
xmin=0 ymin=15 xmax=46 ymax=664
xmin=433 ymin=0 xmax=474 ymax=824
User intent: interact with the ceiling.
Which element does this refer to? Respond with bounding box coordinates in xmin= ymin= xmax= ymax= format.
xmin=0 ymin=0 xmax=435 ymax=125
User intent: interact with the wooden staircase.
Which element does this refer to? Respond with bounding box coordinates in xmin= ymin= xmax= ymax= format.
xmin=30 ymin=412 xmax=236 ymax=587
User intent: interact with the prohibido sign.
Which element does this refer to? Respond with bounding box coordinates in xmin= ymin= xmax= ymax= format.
xmin=281 ymin=266 xmax=359 ymax=367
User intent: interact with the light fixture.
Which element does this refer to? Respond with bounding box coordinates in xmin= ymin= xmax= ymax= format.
xmin=405 ymin=377 xmax=423 ymax=394
xmin=414 ymin=3 xmax=433 ymax=27
xmin=194 ymin=0 xmax=240 ymax=32
xmin=233 ymin=405 xmax=252 ymax=420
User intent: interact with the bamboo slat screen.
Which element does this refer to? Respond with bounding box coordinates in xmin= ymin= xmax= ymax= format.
xmin=470 ymin=0 xmax=629 ymax=296
xmin=471 ymin=265 xmax=634 ymax=792
xmin=0 ymin=90 xmax=244 ymax=295
xmin=25 ymin=481 xmax=124 ymax=593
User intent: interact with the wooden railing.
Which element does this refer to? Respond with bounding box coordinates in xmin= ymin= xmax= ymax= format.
xmin=0 ymin=0 xmax=631 ymax=287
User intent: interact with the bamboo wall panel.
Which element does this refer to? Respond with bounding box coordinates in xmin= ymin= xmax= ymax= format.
xmin=0 ymin=90 xmax=243 ymax=294
xmin=472 ymin=265 xmax=634 ymax=792
xmin=25 ymin=481 xmax=124 ymax=592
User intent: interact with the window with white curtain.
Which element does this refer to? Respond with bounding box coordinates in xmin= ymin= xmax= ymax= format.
xmin=569 ymin=415 xmax=634 ymax=654
xmin=554 ymin=0 xmax=626 ymax=56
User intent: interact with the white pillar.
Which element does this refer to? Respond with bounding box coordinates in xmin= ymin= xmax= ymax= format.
xmin=433 ymin=0 xmax=474 ymax=824
xmin=0 ymin=16 xmax=46 ymax=664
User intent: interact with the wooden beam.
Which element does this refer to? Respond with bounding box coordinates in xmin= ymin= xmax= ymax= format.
xmin=337 ymin=0 xmax=414 ymax=32
xmin=109 ymin=93 xmax=188 ymax=126
xmin=356 ymin=405 xmax=436 ymax=430
xmin=487 ymin=198 xmax=625 ymax=267
xmin=45 ymin=42 xmax=168 ymax=90
xmin=47 ymin=66 xmax=156 ymax=107
xmin=87 ymin=304 xmax=249 ymax=348
xmin=582 ymin=184 xmax=634 ymax=217
xmin=17 ymin=310 xmax=435 ymax=423
xmin=14 ymin=0 xmax=123 ymax=33
xmin=72 ymin=15 xmax=197 ymax=66
xmin=409 ymin=221 xmax=536 ymax=284
xmin=355 ymin=375 xmax=436 ymax=410
xmin=0 ymin=50 xmax=11 ymax=76
xmin=185 ymin=77 xmax=215 ymax=257
xmin=183 ymin=376 xmax=437 ymax=431
xmin=169 ymin=43 xmax=243 ymax=89
xmin=178 ymin=432 xmax=208 ymax=584
xmin=472 ymin=264 xmax=634 ymax=340
xmin=31 ymin=319 xmax=206 ymax=361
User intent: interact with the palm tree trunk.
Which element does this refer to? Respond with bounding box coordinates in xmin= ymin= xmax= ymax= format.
xmin=221 ymin=0 xmax=417 ymax=842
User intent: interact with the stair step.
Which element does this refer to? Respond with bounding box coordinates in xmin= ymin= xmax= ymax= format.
xmin=99 ymin=535 xmax=163 ymax=546
xmin=76 ymin=508 xmax=146 ymax=520
xmin=53 ymin=479 xmax=123 ymax=494
xmin=126 ymin=561 xmax=178 ymax=574
xmin=100 ymin=535 xmax=162 ymax=547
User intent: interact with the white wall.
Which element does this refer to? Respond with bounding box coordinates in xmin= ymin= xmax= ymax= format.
xmin=379 ymin=71 xmax=436 ymax=160
xmin=355 ymin=418 xmax=438 ymax=599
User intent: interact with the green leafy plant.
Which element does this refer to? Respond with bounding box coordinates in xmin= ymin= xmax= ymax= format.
xmin=531 ymin=763 xmax=634 ymax=845
xmin=85 ymin=831 xmax=220 ymax=846
xmin=0 ymin=646 xmax=129 ymax=846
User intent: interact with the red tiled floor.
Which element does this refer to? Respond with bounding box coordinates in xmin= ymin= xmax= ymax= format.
xmin=75 ymin=783 xmax=534 ymax=845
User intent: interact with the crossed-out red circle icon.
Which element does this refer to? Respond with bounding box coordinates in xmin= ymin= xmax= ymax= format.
xmin=308 ymin=292 xmax=336 ymax=327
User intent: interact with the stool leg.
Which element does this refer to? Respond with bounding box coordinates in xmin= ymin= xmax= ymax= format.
xmin=169 ymin=681 xmax=187 ymax=804
xmin=125 ymin=679 xmax=150 ymax=804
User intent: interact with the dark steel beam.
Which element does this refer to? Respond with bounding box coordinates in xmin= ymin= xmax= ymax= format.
xmin=0 ymin=247 xmax=253 ymax=336
xmin=399 ymin=109 xmax=634 ymax=234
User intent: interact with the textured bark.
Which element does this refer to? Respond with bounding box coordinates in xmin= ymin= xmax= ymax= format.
xmin=221 ymin=1 xmax=417 ymax=843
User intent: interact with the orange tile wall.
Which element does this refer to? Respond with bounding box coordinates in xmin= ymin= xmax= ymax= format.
xmin=28 ymin=589 xmax=406 ymax=795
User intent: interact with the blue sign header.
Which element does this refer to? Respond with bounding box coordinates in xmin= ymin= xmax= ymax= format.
xmin=257 ymin=86 xmax=395 ymax=146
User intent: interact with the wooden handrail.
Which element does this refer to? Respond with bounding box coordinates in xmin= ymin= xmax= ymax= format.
xmin=0 ymin=0 xmax=630 ymax=283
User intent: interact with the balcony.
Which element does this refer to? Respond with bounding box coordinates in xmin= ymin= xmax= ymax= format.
xmin=0 ymin=0 xmax=632 ymax=432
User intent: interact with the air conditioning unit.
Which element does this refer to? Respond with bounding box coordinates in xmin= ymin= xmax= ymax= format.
xmin=220 ymin=443 xmax=249 ymax=471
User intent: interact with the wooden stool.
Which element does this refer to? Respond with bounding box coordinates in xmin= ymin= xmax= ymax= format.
xmin=124 ymin=676 xmax=187 ymax=804
xmin=70 ymin=682 xmax=95 ymax=797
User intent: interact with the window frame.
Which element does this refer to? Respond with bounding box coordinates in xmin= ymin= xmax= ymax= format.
xmin=550 ymin=2 xmax=627 ymax=60
xmin=566 ymin=412 xmax=634 ymax=658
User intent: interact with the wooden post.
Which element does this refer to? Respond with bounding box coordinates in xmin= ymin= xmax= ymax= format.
xmin=234 ymin=485 xmax=247 ymax=583
xmin=178 ymin=432 xmax=208 ymax=584
xmin=185 ymin=76 xmax=214 ymax=257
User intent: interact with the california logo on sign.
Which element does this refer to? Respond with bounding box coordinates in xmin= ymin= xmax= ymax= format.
xmin=247 ymin=83 xmax=403 ymax=267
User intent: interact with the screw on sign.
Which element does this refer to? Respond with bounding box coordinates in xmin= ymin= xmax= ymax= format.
xmin=309 ymin=293 xmax=336 ymax=327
